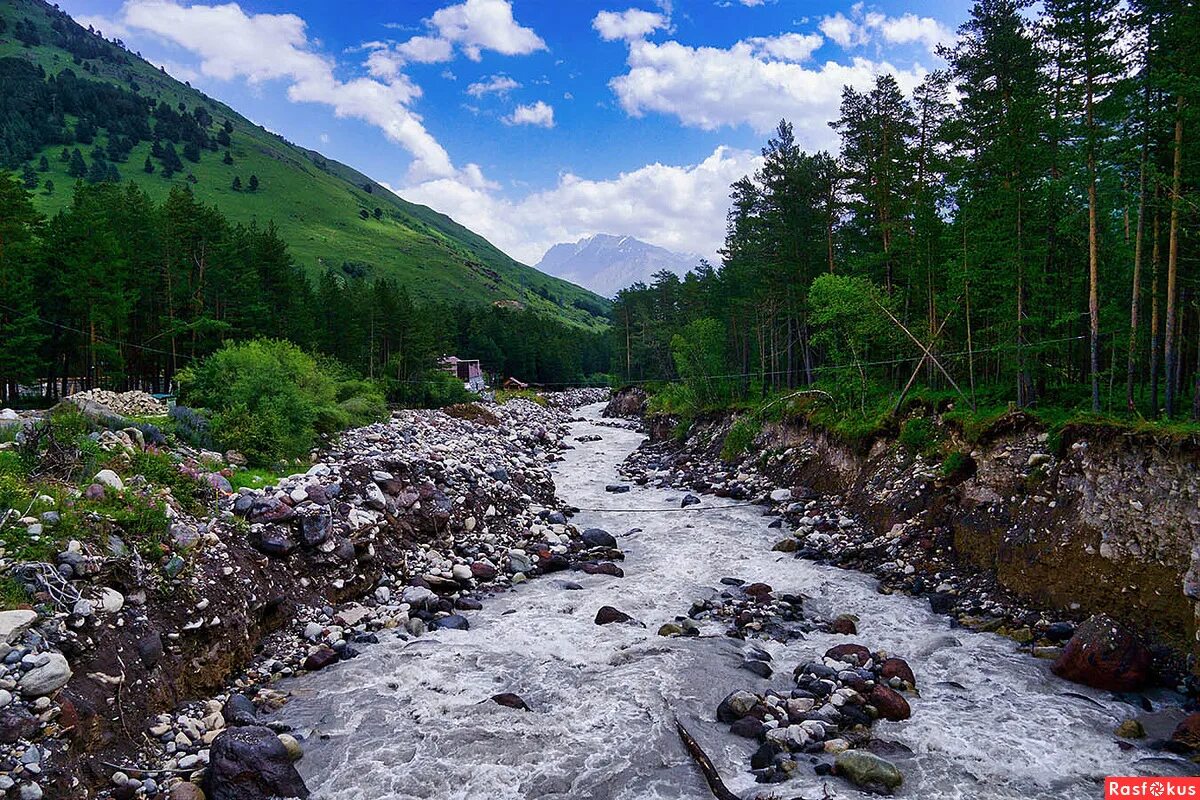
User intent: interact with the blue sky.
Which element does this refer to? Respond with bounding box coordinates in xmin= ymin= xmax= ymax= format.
xmin=61 ymin=0 xmax=967 ymax=264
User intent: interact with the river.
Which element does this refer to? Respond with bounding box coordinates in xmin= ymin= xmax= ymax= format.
xmin=275 ymin=402 xmax=1185 ymax=799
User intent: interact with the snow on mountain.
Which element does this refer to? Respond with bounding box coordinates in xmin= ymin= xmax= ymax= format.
xmin=535 ymin=234 xmax=701 ymax=297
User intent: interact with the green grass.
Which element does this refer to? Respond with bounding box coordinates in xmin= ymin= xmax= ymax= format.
xmin=0 ymin=577 xmax=29 ymax=611
xmin=0 ymin=0 xmax=610 ymax=331
xmin=495 ymin=389 xmax=547 ymax=407
xmin=720 ymin=416 xmax=760 ymax=461
xmin=227 ymin=467 xmax=285 ymax=492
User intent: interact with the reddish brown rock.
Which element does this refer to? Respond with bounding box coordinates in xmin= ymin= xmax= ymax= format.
xmin=302 ymin=646 xmax=339 ymax=672
xmin=1171 ymin=713 xmax=1200 ymax=751
xmin=1050 ymin=614 xmax=1152 ymax=692
xmin=825 ymin=643 xmax=872 ymax=666
xmin=869 ymin=685 xmax=911 ymax=721
xmin=880 ymin=657 xmax=916 ymax=688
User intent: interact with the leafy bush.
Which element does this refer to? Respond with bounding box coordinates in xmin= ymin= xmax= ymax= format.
xmin=670 ymin=318 xmax=730 ymax=409
xmin=385 ymin=369 xmax=475 ymax=409
xmin=128 ymin=449 xmax=213 ymax=513
xmin=721 ymin=416 xmax=760 ymax=461
xmin=337 ymin=388 xmax=388 ymax=428
xmin=177 ymin=339 xmax=341 ymax=465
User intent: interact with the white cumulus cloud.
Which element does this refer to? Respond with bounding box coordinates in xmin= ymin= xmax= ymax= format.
xmin=425 ymin=0 xmax=546 ymax=61
xmin=399 ymin=146 xmax=763 ymax=267
xmin=608 ymin=37 xmax=928 ymax=147
xmin=116 ymin=0 xmax=456 ymax=181
xmin=819 ymin=8 xmax=953 ymax=53
xmin=592 ymin=8 xmax=670 ymax=42
xmin=505 ymin=100 xmax=555 ymax=127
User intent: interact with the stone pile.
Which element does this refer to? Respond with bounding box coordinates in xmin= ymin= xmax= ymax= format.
xmin=67 ymin=390 xmax=168 ymax=418
xmin=715 ymin=642 xmax=917 ymax=793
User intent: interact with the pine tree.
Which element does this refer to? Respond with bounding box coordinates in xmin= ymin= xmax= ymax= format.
xmin=67 ymin=148 xmax=87 ymax=178
xmin=37 ymin=155 xmax=49 ymax=172
xmin=248 ymin=174 xmax=259 ymax=191
xmin=144 ymin=156 xmax=155 ymax=174
xmin=21 ymin=164 xmax=38 ymax=189
xmin=231 ymin=176 xmax=242 ymax=191
xmin=223 ymin=150 xmax=233 ymax=165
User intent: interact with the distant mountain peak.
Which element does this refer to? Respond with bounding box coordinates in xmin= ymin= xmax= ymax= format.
xmin=536 ymin=234 xmax=699 ymax=297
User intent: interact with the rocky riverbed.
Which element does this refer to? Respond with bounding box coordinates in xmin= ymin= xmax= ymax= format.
xmin=259 ymin=402 xmax=1197 ymax=800
xmin=0 ymin=389 xmax=609 ymax=798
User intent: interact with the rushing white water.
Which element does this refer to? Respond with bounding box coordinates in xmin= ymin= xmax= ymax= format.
xmin=277 ymin=403 xmax=1191 ymax=800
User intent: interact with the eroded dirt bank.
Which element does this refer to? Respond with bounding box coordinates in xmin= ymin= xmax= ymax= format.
xmin=609 ymin=389 xmax=1200 ymax=684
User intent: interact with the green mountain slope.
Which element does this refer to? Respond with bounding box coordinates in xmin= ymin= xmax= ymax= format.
xmin=0 ymin=0 xmax=609 ymax=329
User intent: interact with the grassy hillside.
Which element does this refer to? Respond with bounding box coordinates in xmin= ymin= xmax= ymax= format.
xmin=0 ymin=0 xmax=609 ymax=329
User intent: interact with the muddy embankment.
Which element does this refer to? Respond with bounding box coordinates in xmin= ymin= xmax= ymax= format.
xmin=606 ymin=387 xmax=1200 ymax=678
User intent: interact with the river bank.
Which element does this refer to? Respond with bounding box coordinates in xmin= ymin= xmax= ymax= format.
xmin=0 ymin=389 xmax=608 ymax=799
xmin=610 ymin=389 xmax=1200 ymax=692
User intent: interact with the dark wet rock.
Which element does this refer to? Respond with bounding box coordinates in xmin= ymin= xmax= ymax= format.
xmin=248 ymin=497 xmax=296 ymax=524
xmin=255 ymin=526 xmax=297 ymax=558
xmin=772 ymin=538 xmax=798 ymax=552
xmin=433 ymin=614 xmax=470 ymax=631
xmin=742 ymin=659 xmax=773 ymax=679
xmin=681 ymin=494 xmax=701 ymax=507
xmin=605 ymin=484 xmax=631 ymax=494
xmin=928 ymin=593 xmax=956 ymax=614
xmin=298 ymin=513 xmax=331 ymax=548
xmin=582 ymin=528 xmax=617 ymax=548
xmin=470 ymin=562 xmax=497 ymax=581
xmin=490 ymin=693 xmax=530 ymax=711
xmin=580 ymin=562 xmax=624 ymax=577
xmin=0 ymin=706 xmax=39 ymax=744
xmin=730 ymin=716 xmax=766 ymax=739
xmin=454 ymin=597 xmax=483 ymax=611
xmin=223 ymin=694 xmax=258 ymax=727
xmin=832 ymin=614 xmax=858 ymax=635
xmin=302 ymin=647 xmax=339 ymax=671
xmin=1045 ymin=621 xmax=1076 ymax=642
xmin=540 ymin=554 xmax=571 ymax=573
xmin=751 ymin=741 xmax=784 ymax=769
xmin=1171 ymin=713 xmax=1200 ymax=750
xmin=205 ymin=725 xmax=310 ymax=800
xmin=869 ymin=685 xmax=911 ymax=721
xmin=1051 ymin=614 xmax=1152 ymax=692
xmin=594 ymin=606 xmax=634 ymax=625
xmin=717 ymin=690 xmax=759 ymax=723
xmin=137 ymin=632 xmax=164 ymax=668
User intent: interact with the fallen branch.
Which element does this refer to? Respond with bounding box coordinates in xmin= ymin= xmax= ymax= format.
xmin=675 ymin=719 xmax=740 ymax=800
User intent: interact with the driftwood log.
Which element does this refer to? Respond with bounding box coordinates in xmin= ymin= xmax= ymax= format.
xmin=676 ymin=719 xmax=740 ymax=800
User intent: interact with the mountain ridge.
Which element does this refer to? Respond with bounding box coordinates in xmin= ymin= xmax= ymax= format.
xmin=536 ymin=233 xmax=701 ymax=298
xmin=0 ymin=0 xmax=609 ymax=329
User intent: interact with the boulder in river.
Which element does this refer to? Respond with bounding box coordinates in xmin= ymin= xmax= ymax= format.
xmin=868 ymin=685 xmax=911 ymax=721
xmin=1050 ymin=614 xmax=1151 ymax=692
xmin=825 ymin=643 xmax=872 ymax=667
xmin=205 ymin=725 xmax=310 ymax=800
xmin=879 ymin=657 xmax=916 ymax=688
xmin=835 ymin=750 xmax=903 ymax=794
xmin=594 ymin=606 xmax=635 ymax=625
xmin=716 ymin=690 xmax=759 ymax=723
xmin=582 ymin=528 xmax=617 ymax=548
xmin=490 ymin=693 xmax=530 ymax=711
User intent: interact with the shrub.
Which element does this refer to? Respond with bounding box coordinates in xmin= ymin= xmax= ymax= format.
xmin=170 ymin=404 xmax=213 ymax=449
xmin=898 ymin=417 xmax=939 ymax=456
xmin=940 ymin=450 xmax=975 ymax=481
xmin=385 ymin=369 xmax=474 ymax=409
xmin=495 ymin=389 xmax=546 ymax=407
xmin=721 ymin=416 xmax=760 ymax=461
xmin=177 ymin=339 xmax=340 ymax=465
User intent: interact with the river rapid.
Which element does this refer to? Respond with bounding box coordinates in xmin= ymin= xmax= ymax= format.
xmin=276 ymin=402 xmax=1186 ymax=800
